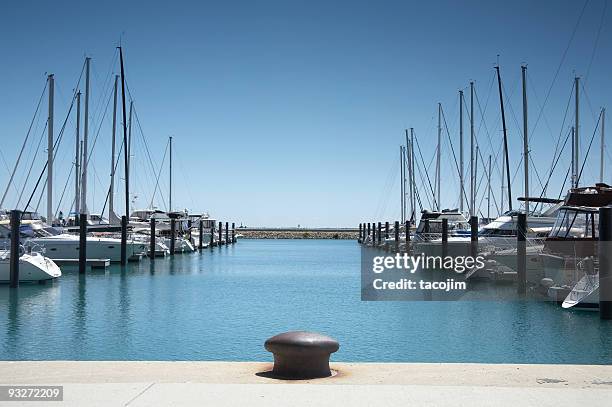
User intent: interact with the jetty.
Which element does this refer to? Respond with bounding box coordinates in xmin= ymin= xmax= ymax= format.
xmin=236 ymin=227 xmax=358 ymax=240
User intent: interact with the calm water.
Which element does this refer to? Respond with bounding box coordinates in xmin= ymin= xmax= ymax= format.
xmin=1 ymin=239 xmax=611 ymax=363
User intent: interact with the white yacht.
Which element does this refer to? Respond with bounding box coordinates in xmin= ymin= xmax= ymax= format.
xmin=0 ymin=220 xmax=147 ymax=262
xmin=0 ymin=250 xmax=61 ymax=282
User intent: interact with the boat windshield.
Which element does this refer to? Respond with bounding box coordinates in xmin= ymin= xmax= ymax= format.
xmin=549 ymin=209 xmax=598 ymax=239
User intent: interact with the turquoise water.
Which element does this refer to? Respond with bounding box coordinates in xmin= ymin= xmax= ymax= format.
xmin=1 ymin=239 xmax=611 ymax=363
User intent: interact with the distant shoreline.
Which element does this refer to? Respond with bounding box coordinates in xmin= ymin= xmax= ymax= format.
xmin=237 ymin=227 xmax=358 ymax=239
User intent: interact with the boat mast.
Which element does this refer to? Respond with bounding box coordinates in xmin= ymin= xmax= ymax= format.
xmin=474 ymin=146 xmax=479 ymax=216
xmin=522 ymin=65 xmax=529 ymax=215
xmin=110 ymin=75 xmax=118 ymax=222
xmin=459 ymin=90 xmax=464 ymax=213
xmin=128 ymin=100 xmax=133 ymax=174
xmin=75 ymin=91 xmax=81 ymax=216
xmin=169 ymin=136 xmax=173 ymax=212
xmin=574 ymin=76 xmax=580 ymax=188
xmin=470 ymin=82 xmax=475 ymax=217
xmin=118 ymin=47 xmax=129 ymax=217
xmin=47 ymin=74 xmax=54 ymax=224
xmin=436 ymin=103 xmax=441 ymax=211
xmin=410 ymin=128 xmax=416 ymax=222
xmin=400 ymin=145 xmax=404 ymax=223
xmin=81 ymin=57 xmax=91 ymax=216
xmin=495 ymin=65 xmax=512 ymax=211
xmin=487 ymin=154 xmax=491 ymax=220
xmin=601 ymin=108 xmax=606 ymax=182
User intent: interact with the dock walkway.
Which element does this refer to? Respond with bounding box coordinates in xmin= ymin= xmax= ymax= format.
xmin=1 ymin=362 xmax=611 ymax=406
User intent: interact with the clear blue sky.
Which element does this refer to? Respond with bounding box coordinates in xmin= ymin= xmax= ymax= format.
xmin=0 ymin=0 xmax=610 ymax=226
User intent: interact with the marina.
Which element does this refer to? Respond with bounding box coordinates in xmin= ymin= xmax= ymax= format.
xmin=1 ymin=1 xmax=612 ymax=405
xmin=2 ymin=239 xmax=612 ymax=364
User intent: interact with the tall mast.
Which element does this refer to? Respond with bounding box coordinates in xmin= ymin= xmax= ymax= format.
xmin=169 ymin=136 xmax=173 ymax=212
xmin=75 ymin=91 xmax=81 ymax=215
xmin=109 ymin=75 xmax=118 ymax=222
xmin=474 ymin=146 xmax=479 ymax=216
xmin=118 ymin=47 xmax=129 ymax=217
xmin=47 ymin=74 xmax=54 ymax=224
xmin=522 ymin=65 xmax=529 ymax=215
xmin=601 ymin=108 xmax=606 ymax=182
xmin=574 ymin=76 xmax=580 ymax=188
xmin=128 ymin=100 xmax=133 ymax=174
xmin=436 ymin=102 xmax=441 ymax=211
xmin=571 ymin=126 xmax=575 ymax=188
xmin=81 ymin=57 xmax=91 ymax=215
xmin=487 ymin=155 xmax=491 ymax=220
xmin=406 ymin=129 xmax=412 ymax=222
xmin=470 ymin=82 xmax=475 ymax=217
xmin=459 ymin=90 xmax=464 ymax=213
xmin=400 ymin=145 xmax=404 ymax=222
xmin=495 ymin=65 xmax=512 ymax=211
xmin=410 ymin=128 xmax=415 ymax=222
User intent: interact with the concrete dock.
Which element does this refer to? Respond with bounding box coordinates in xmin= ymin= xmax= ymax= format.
xmin=1 ymin=362 xmax=611 ymax=406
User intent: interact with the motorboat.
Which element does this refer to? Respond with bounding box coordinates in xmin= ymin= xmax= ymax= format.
xmin=0 ymin=219 xmax=147 ymax=262
xmin=0 ymin=249 xmax=61 ymax=282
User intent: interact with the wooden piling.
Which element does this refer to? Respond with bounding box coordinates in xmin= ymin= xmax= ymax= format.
xmin=441 ymin=218 xmax=448 ymax=258
xmin=170 ymin=218 xmax=176 ymax=255
xmin=120 ymin=215 xmax=127 ymax=265
xmin=225 ymin=221 xmax=229 ymax=244
xmin=9 ymin=210 xmax=21 ymax=287
xmin=371 ymin=222 xmax=376 ymax=246
xmin=385 ymin=221 xmax=389 ymax=240
xmin=377 ymin=222 xmax=382 ymax=245
xmin=367 ymin=223 xmax=371 ymax=241
xmin=231 ymin=222 xmax=236 ymax=243
xmin=394 ymin=221 xmax=399 ymax=252
xmin=150 ymin=218 xmax=156 ymax=258
xmin=405 ymin=220 xmax=410 ymax=253
xmin=359 ymin=223 xmax=363 ymax=243
xmin=210 ymin=222 xmax=215 ymax=249
xmin=199 ymin=220 xmax=204 ymax=250
xmin=599 ymin=207 xmax=612 ymax=319
xmin=218 ymin=221 xmax=223 ymax=246
xmin=517 ymin=213 xmax=527 ymax=295
xmin=79 ymin=213 xmax=87 ymax=274
xmin=470 ymin=216 xmax=478 ymax=259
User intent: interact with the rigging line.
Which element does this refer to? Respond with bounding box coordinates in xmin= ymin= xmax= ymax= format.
xmin=535 ymin=127 xmax=572 ymax=212
xmin=528 ymin=156 xmax=546 ymax=191
xmin=413 ymin=131 xmax=438 ymax=209
xmin=98 ymin=135 xmax=125 ymax=222
xmin=131 ymin=106 xmax=168 ymax=209
xmin=440 ymin=105 xmax=470 ymax=209
xmin=16 ymin=121 xmax=48 ymax=208
xmin=84 ymin=81 xmax=114 ymax=165
xmin=149 ymin=139 xmax=170 ymax=209
xmin=526 ymin=70 xmax=556 ymax=144
xmin=530 ymin=0 xmax=590 ymax=139
xmin=541 ymin=83 xmax=574 ymax=197
xmin=577 ymin=109 xmax=603 ymax=184
xmin=54 ymin=162 xmax=73 ymax=218
xmin=475 ymin=146 xmax=500 ymax=215
xmin=0 ymin=79 xmax=48 ymax=208
xmin=558 ymin=165 xmax=571 ymax=200
xmin=580 ymin=81 xmax=601 ymax=122
xmin=584 ymin=0 xmax=607 ymax=83
xmin=474 ymin=84 xmax=502 ymax=172
xmin=23 ymin=87 xmax=79 ymax=212
xmin=414 ymin=155 xmax=433 ymax=210
xmin=374 ymin=158 xmax=397 ymax=219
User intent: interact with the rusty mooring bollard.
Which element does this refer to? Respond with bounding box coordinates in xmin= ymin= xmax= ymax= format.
xmin=264 ymin=331 xmax=339 ymax=379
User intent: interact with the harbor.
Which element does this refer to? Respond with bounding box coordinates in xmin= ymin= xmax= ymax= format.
xmin=1 ymin=0 xmax=612 ymax=405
